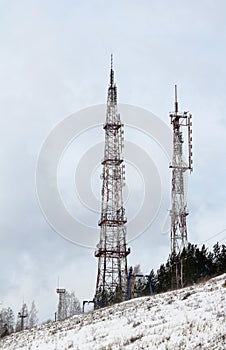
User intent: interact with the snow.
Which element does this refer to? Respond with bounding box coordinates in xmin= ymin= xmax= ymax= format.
xmin=1 ymin=274 xmax=225 ymax=349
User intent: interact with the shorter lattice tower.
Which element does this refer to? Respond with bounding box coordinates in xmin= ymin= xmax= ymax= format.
xmin=170 ymin=85 xmax=193 ymax=255
xmin=56 ymin=288 xmax=66 ymax=321
xmin=94 ymin=56 xmax=130 ymax=307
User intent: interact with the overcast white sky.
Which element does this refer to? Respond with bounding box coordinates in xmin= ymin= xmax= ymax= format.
xmin=0 ymin=0 xmax=226 ymax=322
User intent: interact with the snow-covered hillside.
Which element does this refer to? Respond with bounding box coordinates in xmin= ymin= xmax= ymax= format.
xmin=1 ymin=274 xmax=225 ymax=350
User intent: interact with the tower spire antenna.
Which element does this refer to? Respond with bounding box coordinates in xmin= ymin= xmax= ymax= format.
xmin=108 ymin=54 xmax=117 ymax=103
xmin=110 ymin=53 xmax=114 ymax=87
xmin=175 ymin=84 xmax=178 ymax=113
xmin=111 ymin=53 xmax=113 ymax=70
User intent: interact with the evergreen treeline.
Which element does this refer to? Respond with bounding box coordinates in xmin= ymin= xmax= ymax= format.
xmin=132 ymin=242 xmax=226 ymax=298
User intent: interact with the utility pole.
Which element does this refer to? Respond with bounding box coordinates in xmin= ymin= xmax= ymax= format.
xmin=169 ymin=85 xmax=193 ymax=287
xmin=18 ymin=309 xmax=28 ymax=331
xmin=94 ymin=56 xmax=130 ymax=307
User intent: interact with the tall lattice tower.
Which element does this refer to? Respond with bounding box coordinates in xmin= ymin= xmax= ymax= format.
xmin=170 ymin=85 xmax=193 ymax=255
xmin=94 ymin=57 xmax=130 ymax=307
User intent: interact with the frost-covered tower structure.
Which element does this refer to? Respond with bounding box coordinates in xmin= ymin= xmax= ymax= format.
xmin=170 ymin=85 xmax=193 ymax=255
xmin=94 ymin=57 xmax=130 ymax=307
xmin=56 ymin=288 xmax=66 ymax=321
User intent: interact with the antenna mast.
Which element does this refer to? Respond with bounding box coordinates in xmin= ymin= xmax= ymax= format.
xmin=94 ymin=56 xmax=130 ymax=307
xmin=170 ymin=85 xmax=193 ymax=256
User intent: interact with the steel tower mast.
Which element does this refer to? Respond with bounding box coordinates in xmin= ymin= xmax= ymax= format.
xmin=170 ymin=85 xmax=193 ymax=255
xmin=94 ymin=56 xmax=130 ymax=307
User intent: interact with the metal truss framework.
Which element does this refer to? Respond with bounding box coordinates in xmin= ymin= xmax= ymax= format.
xmin=56 ymin=288 xmax=66 ymax=321
xmin=170 ymin=85 xmax=193 ymax=255
xmin=94 ymin=57 xmax=130 ymax=307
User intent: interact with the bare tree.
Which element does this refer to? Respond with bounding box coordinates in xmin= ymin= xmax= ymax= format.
xmin=130 ymin=264 xmax=142 ymax=298
xmin=57 ymin=291 xmax=81 ymax=320
xmin=65 ymin=291 xmax=81 ymax=317
xmin=28 ymin=301 xmax=38 ymax=329
xmin=0 ymin=307 xmax=15 ymax=337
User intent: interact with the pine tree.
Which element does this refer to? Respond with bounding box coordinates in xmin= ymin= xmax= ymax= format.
xmin=156 ymin=264 xmax=170 ymax=293
xmin=149 ymin=269 xmax=157 ymax=294
xmin=219 ymin=244 xmax=226 ymax=274
xmin=196 ymin=245 xmax=210 ymax=278
xmin=182 ymin=243 xmax=198 ymax=285
xmin=213 ymin=242 xmax=221 ymax=274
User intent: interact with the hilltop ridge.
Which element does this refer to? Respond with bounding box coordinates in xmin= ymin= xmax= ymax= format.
xmin=1 ymin=274 xmax=225 ymax=350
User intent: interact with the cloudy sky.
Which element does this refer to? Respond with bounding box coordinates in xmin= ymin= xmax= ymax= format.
xmin=0 ymin=0 xmax=226 ymax=322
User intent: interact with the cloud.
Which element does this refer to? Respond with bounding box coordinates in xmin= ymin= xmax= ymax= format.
xmin=0 ymin=0 xmax=225 ymax=321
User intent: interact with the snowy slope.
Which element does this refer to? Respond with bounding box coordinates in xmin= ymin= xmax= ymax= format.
xmin=1 ymin=274 xmax=225 ymax=350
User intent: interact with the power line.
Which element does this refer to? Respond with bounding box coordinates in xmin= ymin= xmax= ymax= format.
xmin=218 ymin=236 xmax=226 ymax=244
xmin=199 ymin=229 xmax=226 ymax=245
